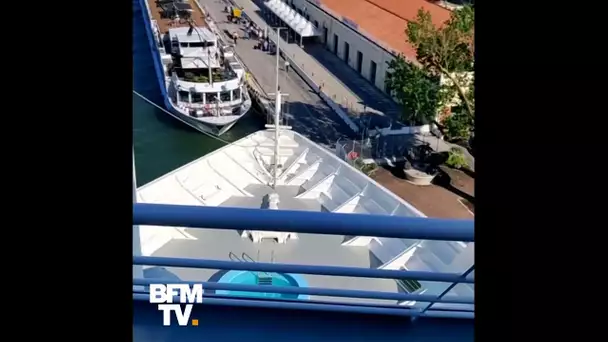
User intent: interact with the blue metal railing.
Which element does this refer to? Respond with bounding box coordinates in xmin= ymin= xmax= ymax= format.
xmin=134 ymin=203 xmax=473 ymax=241
xmin=133 ymin=203 xmax=474 ymax=319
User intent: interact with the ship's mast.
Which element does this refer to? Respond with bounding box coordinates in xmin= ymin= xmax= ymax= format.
xmin=208 ymin=47 xmax=213 ymax=87
xmin=268 ymin=88 xmax=292 ymax=188
xmin=268 ymin=27 xmax=290 ymax=189
xmin=273 ymin=90 xmax=281 ymax=188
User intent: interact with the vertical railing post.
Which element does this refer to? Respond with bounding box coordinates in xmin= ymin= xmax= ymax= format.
xmin=132 ymin=148 xmax=144 ymax=288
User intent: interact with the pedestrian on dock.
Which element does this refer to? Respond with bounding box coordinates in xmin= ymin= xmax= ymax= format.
xmin=284 ymin=61 xmax=290 ymax=73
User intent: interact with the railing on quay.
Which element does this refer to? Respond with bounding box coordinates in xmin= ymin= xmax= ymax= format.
xmin=133 ymin=203 xmax=474 ymax=320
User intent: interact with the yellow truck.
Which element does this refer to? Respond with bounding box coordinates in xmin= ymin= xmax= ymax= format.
xmin=231 ymin=8 xmax=241 ymax=18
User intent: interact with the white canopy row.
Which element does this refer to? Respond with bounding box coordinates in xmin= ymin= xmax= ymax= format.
xmin=264 ymin=0 xmax=320 ymax=37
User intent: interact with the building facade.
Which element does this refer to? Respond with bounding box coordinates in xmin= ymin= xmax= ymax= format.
xmin=284 ymin=0 xmax=451 ymax=95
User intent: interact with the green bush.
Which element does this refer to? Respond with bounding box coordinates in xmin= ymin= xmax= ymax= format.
xmin=443 ymin=109 xmax=472 ymax=142
xmin=361 ymin=163 xmax=378 ymax=177
xmin=354 ymin=158 xmax=378 ymax=177
xmin=445 ymin=148 xmax=467 ymax=169
xmin=194 ymin=75 xmax=209 ymax=83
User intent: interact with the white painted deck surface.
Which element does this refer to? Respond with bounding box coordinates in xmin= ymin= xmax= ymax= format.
xmin=136 ymin=129 xmax=474 ymax=308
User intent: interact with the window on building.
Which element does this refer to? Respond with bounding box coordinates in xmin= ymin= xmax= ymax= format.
xmin=333 ymin=34 xmax=339 ymax=54
xmin=396 ymin=266 xmax=422 ymax=293
xmin=369 ymin=60 xmax=377 ymax=84
xmin=343 ymin=41 xmax=350 ymax=63
xmin=356 ymin=51 xmax=363 ymax=73
xmin=384 ymin=71 xmax=392 ymax=94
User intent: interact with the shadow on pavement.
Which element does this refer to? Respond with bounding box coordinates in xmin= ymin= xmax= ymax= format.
xmin=280 ymin=100 xmax=354 ymax=148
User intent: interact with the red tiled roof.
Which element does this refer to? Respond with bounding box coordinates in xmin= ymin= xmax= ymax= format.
xmin=319 ymin=0 xmax=452 ymax=60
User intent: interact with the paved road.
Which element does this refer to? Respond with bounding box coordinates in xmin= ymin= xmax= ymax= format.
xmin=202 ymin=0 xmax=474 ymax=168
xmin=202 ymin=0 xmax=353 ymax=149
xmin=240 ymin=0 xmax=402 ymax=121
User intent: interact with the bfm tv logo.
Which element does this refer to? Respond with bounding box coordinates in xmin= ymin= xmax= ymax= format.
xmin=149 ymin=284 xmax=203 ymax=326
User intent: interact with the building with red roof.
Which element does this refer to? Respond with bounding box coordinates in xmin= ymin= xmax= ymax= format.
xmin=283 ymin=0 xmax=452 ymax=92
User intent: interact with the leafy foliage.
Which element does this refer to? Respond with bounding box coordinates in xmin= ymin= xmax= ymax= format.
xmin=386 ymin=59 xmax=451 ymax=125
xmin=466 ymin=73 xmax=474 ymax=113
xmin=407 ymin=6 xmax=475 ymax=117
xmin=184 ymin=72 xmax=209 ymax=83
xmin=445 ymin=73 xmax=475 ymax=140
xmin=354 ymin=158 xmax=378 ymax=177
xmin=407 ymin=6 xmax=474 ymax=74
xmin=444 ymin=107 xmax=473 ymax=140
xmin=445 ymin=148 xmax=467 ymax=169
xmin=386 ymin=5 xmax=475 ymax=133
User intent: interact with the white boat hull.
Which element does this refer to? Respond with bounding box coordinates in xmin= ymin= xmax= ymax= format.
xmin=137 ymin=0 xmax=251 ymax=136
xmin=166 ymin=98 xmax=252 ymax=136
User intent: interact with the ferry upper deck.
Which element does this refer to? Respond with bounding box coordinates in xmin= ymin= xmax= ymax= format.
xmin=147 ymin=0 xmax=208 ymax=34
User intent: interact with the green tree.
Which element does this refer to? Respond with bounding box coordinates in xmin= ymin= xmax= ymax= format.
xmin=443 ymin=107 xmax=472 ymax=140
xmin=444 ymin=76 xmax=475 ymax=140
xmin=407 ymin=5 xmax=475 ymax=117
xmin=386 ymin=5 xmax=475 ymax=134
xmin=385 ymin=59 xmax=449 ymax=125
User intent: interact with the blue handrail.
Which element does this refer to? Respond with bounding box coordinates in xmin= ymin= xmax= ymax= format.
xmin=134 ymin=256 xmax=473 ymax=283
xmin=133 ymin=203 xmax=474 ymax=319
xmin=133 ymin=278 xmax=471 ymax=304
xmin=133 ymin=203 xmax=474 ymax=241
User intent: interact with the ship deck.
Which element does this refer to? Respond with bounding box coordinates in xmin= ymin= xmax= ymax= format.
xmin=136 ymin=130 xmax=474 ymax=307
xmin=147 ymin=0 xmax=208 ymax=34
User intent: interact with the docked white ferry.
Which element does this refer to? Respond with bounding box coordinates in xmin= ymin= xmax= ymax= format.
xmin=139 ymin=0 xmax=251 ymax=136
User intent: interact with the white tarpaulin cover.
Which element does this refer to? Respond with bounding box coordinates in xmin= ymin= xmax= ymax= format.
xmin=274 ymin=0 xmax=291 ymax=18
xmin=265 ymin=0 xmax=319 ymax=37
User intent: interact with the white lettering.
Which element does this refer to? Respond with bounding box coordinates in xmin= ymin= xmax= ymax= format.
xmin=158 ymin=304 xmax=176 ymax=326
xmin=150 ymin=283 xmax=203 ymax=326
xmin=180 ymin=284 xmax=203 ymax=304
xmin=149 ymin=284 xmax=167 ymax=303
xmin=166 ymin=284 xmax=181 ymax=303
xmin=174 ymin=304 xmax=194 ymax=326
xmin=157 ymin=304 xmax=193 ymax=326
